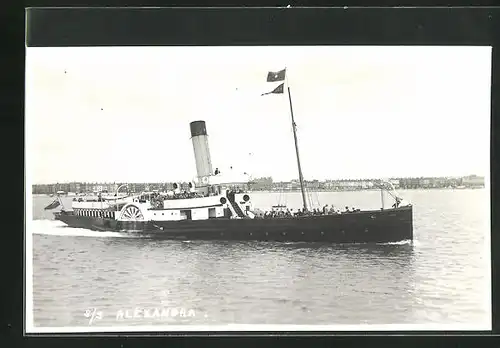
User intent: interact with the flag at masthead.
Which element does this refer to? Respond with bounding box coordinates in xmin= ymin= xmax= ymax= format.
xmin=266 ymin=69 xmax=286 ymax=82
xmin=261 ymin=83 xmax=284 ymax=96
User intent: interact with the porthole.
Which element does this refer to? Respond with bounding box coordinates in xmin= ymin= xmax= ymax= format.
xmin=249 ymin=233 xmax=252 ymax=236
xmin=162 ymin=213 xmax=164 ymax=216
xmin=301 ymin=232 xmax=304 ymax=235
xmin=321 ymin=232 xmax=324 ymax=235
xmin=341 ymin=230 xmax=345 ymax=234
xmin=364 ymin=228 xmax=369 ymax=233
xmin=265 ymin=232 xmax=268 ymax=236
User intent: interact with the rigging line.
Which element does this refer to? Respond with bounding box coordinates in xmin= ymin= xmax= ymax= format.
xmin=306 ymin=188 xmax=313 ymax=209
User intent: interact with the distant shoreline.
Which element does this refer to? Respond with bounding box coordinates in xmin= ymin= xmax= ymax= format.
xmin=248 ymin=187 xmax=485 ymax=193
xmin=31 ymin=187 xmax=485 ymax=196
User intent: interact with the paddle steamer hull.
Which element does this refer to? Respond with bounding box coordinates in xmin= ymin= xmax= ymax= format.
xmin=54 ymin=205 xmax=413 ymax=243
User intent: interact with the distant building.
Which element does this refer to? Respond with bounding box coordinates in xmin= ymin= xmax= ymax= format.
xmin=249 ymin=177 xmax=273 ymax=191
xmin=388 ymin=179 xmax=400 ymax=189
xmin=462 ymin=175 xmax=485 ymax=188
xmin=68 ymin=182 xmax=83 ymax=193
xmin=305 ymin=180 xmax=320 ymax=190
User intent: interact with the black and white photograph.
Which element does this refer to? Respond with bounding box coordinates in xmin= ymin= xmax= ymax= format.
xmin=25 ymin=45 xmax=491 ymax=332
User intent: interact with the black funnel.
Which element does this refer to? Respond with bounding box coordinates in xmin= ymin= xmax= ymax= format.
xmin=190 ymin=121 xmax=207 ymax=137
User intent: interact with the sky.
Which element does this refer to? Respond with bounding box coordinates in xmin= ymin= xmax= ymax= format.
xmin=25 ymin=46 xmax=491 ymax=184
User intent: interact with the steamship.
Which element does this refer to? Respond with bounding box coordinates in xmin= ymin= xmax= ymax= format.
xmin=48 ymin=69 xmax=413 ymax=243
xmin=50 ymin=120 xmax=413 ymax=243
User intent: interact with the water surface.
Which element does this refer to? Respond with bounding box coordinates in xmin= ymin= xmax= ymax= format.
xmin=29 ymin=189 xmax=490 ymax=329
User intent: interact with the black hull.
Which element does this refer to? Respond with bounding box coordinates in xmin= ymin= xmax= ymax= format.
xmin=53 ymin=206 xmax=413 ymax=243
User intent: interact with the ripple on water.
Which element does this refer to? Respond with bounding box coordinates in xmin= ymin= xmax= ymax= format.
xmin=30 ymin=191 xmax=490 ymax=328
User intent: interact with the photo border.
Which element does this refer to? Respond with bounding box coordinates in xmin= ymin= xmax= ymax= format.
xmin=10 ymin=5 xmax=500 ymax=346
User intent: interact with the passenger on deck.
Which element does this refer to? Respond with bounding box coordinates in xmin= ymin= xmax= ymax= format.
xmin=392 ymin=197 xmax=402 ymax=208
xmin=344 ymin=206 xmax=350 ymax=213
xmin=215 ymin=168 xmax=220 ymax=175
xmin=329 ymin=206 xmax=336 ymax=214
xmin=323 ymin=204 xmax=329 ymax=214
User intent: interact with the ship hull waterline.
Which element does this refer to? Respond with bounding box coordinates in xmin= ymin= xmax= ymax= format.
xmin=53 ymin=205 xmax=413 ymax=243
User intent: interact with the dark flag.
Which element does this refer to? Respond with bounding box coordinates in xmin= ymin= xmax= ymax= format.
xmin=267 ymin=69 xmax=286 ymax=82
xmin=261 ymin=83 xmax=284 ymax=96
xmin=44 ymin=199 xmax=61 ymax=210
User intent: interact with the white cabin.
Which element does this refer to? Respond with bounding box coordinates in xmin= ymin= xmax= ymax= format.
xmin=69 ymin=187 xmax=254 ymax=222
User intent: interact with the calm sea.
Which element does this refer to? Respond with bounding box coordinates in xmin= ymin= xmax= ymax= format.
xmin=28 ymin=189 xmax=490 ymax=329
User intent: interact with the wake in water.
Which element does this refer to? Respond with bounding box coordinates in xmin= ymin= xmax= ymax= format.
xmin=282 ymin=239 xmax=420 ymax=247
xmin=29 ymin=220 xmax=140 ymax=239
xmin=377 ymin=239 xmax=421 ymax=247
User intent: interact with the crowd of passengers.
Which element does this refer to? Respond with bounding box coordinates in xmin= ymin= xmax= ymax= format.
xmin=75 ymin=190 xmax=219 ymax=203
xmin=167 ymin=191 xmax=209 ymax=199
xmin=261 ymin=205 xmax=361 ymax=218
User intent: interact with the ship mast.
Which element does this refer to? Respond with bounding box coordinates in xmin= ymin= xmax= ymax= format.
xmin=285 ymin=75 xmax=308 ymax=212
